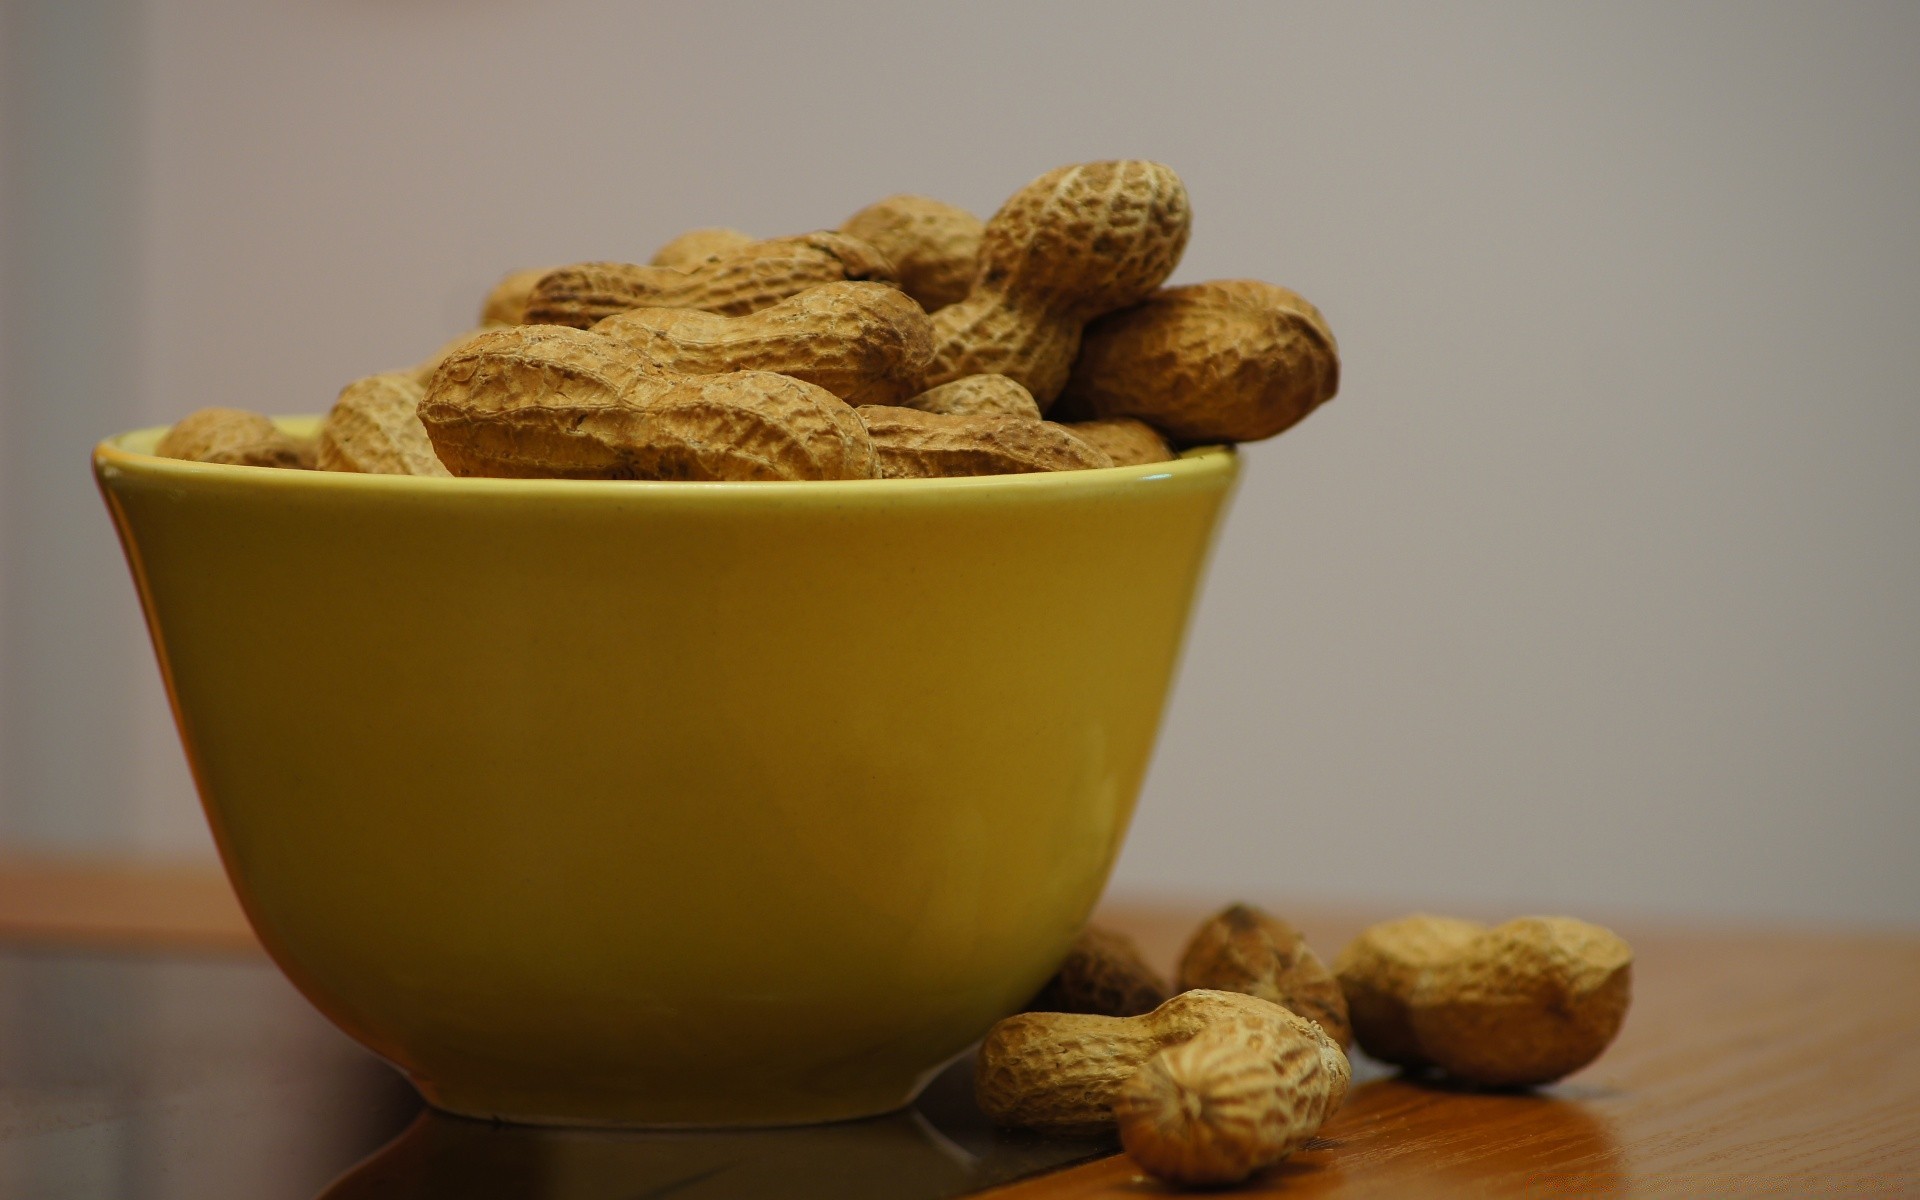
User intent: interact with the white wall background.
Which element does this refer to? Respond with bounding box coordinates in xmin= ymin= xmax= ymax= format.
xmin=3 ymin=1 xmax=1916 ymax=925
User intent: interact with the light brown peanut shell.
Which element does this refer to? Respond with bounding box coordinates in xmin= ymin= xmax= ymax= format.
xmin=855 ymin=406 xmax=1111 ymax=478
xmin=1062 ymin=418 xmax=1174 ymax=466
xmin=900 ymin=374 xmax=1041 ymax=421
xmin=406 ymin=325 xmax=509 ymax=387
xmin=840 ymin=194 xmax=982 ymax=311
xmin=1116 ymin=1019 xmax=1338 ymax=1187
xmin=924 ymin=160 xmax=1191 ymax=405
xmin=649 ymin=227 xmax=755 ymax=270
xmin=975 ymin=988 xmax=1348 ymax=1136
xmin=154 ymin=408 xmax=305 ymax=468
xmin=1410 ymin=917 xmax=1633 ymax=1087
xmin=1336 ymin=915 xmax=1632 ymax=1086
xmin=479 ymin=267 xmax=551 ymax=325
xmin=420 ymin=325 xmax=877 ymax=482
xmin=1178 ymin=903 xmax=1352 ymax=1047
xmin=522 ymin=232 xmax=896 ymax=327
xmin=1333 ymin=914 xmax=1484 ymax=1070
xmin=593 ymin=282 xmax=932 ymax=408
xmin=1056 ymin=280 xmax=1339 ymax=443
xmin=317 ymin=372 xmax=450 ymax=476
xmin=1025 ymin=925 xmax=1170 ymax=1018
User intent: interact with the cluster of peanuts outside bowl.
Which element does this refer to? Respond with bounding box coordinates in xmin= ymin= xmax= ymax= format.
xmin=93 ymin=159 xmax=1627 ymax=1187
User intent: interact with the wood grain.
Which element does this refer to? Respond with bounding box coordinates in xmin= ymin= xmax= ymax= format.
xmin=990 ymin=903 xmax=1920 ymax=1198
xmin=0 ymin=864 xmax=1913 ymax=1195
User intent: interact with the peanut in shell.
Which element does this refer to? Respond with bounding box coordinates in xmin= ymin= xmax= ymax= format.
xmin=593 ymin=282 xmax=932 ymax=408
xmin=154 ymin=408 xmax=306 ymax=469
xmin=840 ymin=194 xmax=982 ymax=312
xmin=1056 ymin=279 xmax=1339 ymax=443
xmin=923 ymin=160 xmax=1191 ymax=405
xmin=854 ymin=405 xmax=1111 ymax=478
xmin=523 ymin=232 xmax=897 ymax=327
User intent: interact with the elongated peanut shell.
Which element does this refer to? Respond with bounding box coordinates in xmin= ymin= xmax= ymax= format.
xmin=1057 ymin=280 xmax=1339 ymax=443
xmin=649 ymin=227 xmax=755 ymax=270
xmin=1063 ymin=418 xmax=1174 ymax=466
xmin=1026 ymin=925 xmax=1170 ymax=1018
xmin=900 ymin=374 xmax=1041 ymax=421
xmin=420 ymin=325 xmax=876 ymax=481
xmin=593 ymin=282 xmax=932 ymax=407
xmin=925 ymin=160 xmax=1191 ymax=404
xmin=840 ymin=194 xmax=982 ymax=311
xmin=1178 ymin=903 xmax=1352 ymax=1047
xmin=856 ymin=406 xmax=1110 ymax=478
xmin=317 ymin=373 xmax=449 ymax=476
xmin=976 ymin=989 xmax=1347 ymax=1136
xmin=523 ymin=232 xmax=896 ymax=327
xmin=154 ymin=408 xmax=305 ymax=468
xmin=1116 ymin=1021 xmax=1336 ymax=1187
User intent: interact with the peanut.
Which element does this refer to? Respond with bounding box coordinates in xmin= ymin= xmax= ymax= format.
xmin=976 ymin=988 xmax=1348 ymax=1136
xmin=1055 ymin=280 xmax=1339 ymax=443
xmin=592 ymin=282 xmax=932 ymax=408
xmin=1177 ymin=903 xmax=1352 ymax=1048
xmin=649 ymin=226 xmax=755 ymax=270
xmin=1061 ymin=418 xmax=1174 ymax=467
xmin=1335 ymin=915 xmax=1632 ymax=1087
xmin=854 ymin=406 xmax=1111 ymax=478
xmin=899 ymin=374 xmax=1041 ymax=421
xmin=522 ymin=232 xmax=896 ymax=328
xmin=479 ymin=267 xmax=550 ymax=326
xmin=419 ymin=325 xmax=877 ymax=482
xmin=1025 ymin=925 xmax=1170 ymax=1018
xmin=840 ymin=194 xmax=982 ymax=312
xmin=154 ymin=408 xmax=306 ymax=469
xmin=317 ymin=373 xmax=450 ymax=477
xmin=923 ymin=160 xmax=1191 ymax=405
xmin=406 ymin=325 xmax=508 ymax=387
xmin=1115 ymin=1018 xmax=1340 ymax=1187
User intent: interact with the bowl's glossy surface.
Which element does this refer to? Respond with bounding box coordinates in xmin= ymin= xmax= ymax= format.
xmin=94 ymin=418 xmax=1238 ymax=1127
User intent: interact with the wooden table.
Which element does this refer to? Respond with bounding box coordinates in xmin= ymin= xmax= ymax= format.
xmin=2 ymin=859 xmax=1915 ymax=1198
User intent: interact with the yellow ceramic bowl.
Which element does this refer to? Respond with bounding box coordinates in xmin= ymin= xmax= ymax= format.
xmin=94 ymin=417 xmax=1239 ymax=1128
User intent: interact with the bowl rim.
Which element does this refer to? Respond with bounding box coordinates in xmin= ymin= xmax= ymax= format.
xmin=94 ymin=414 xmax=1238 ymax=500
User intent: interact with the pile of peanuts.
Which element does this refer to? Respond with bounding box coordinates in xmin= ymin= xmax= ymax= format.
xmin=153 ymin=160 xmax=1341 ymax=480
xmin=992 ymin=905 xmax=1632 ymax=1187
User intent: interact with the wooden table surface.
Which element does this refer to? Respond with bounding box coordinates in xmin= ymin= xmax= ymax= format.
xmin=2 ymin=859 xmax=1915 ymax=1198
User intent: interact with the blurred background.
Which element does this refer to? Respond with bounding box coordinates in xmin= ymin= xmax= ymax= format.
xmin=3 ymin=1 xmax=1915 ymax=926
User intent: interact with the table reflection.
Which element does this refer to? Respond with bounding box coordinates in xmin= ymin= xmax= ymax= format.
xmin=321 ymin=1060 xmax=1111 ymax=1200
xmin=0 ymin=946 xmax=1108 ymax=1199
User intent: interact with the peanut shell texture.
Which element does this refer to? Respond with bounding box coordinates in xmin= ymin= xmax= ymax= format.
xmin=317 ymin=372 xmax=450 ymax=476
xmin=1057 ymin=279 xmax=1339 ymax=443
xmin=899 ymin=374 xmax=1041 ymax=421
xmin=1333 ymin=914 xmax=1484 ymax=1070
xmin=1178 ymin=903 xmax=1353 ymax=1047
xmin=479 ymin=267 xmax=550 ymax=326
xmin=975 ymin=988 xmax=1347 ymax=1136
xmin=1116 ymin=1019 xmax=1339 ymax=1187
xmin=855 ymin=406 xmax=1111 ymax=478
xmin=1061 ymin=417 xmax=1174 ymax=467
xmin=154 ymin=407 xmax=305 ymax=469
xmin=420 ymin=325 xmax=877 ymax=482
xmin=523 ymin=232 xmax=896 ymax=328
xmin=1025 ymin=925 xmax=1171 ymax=1018
xmin=924 ymin=160 xmax=1191 ymax=405
xmin=593 ymin=281 xmax=932 ymax=408
xmin=840 ymin=194 xmax=983 ymax=311
xmin=649 ymin=226 xmax=755 ymax=270
xmin=1336 ymin=914 xmax=1632 ymax=1086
